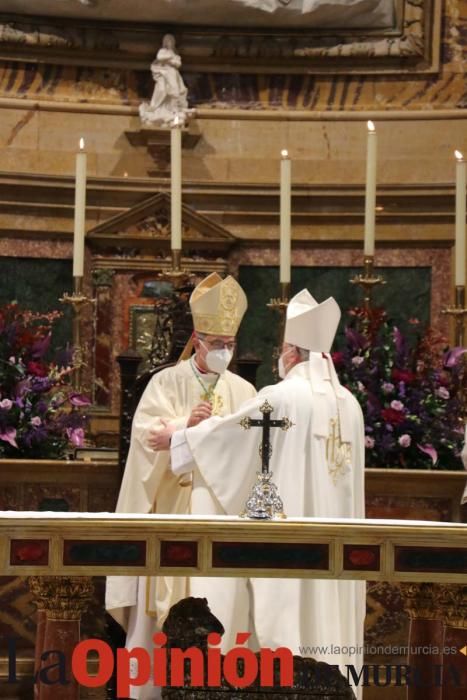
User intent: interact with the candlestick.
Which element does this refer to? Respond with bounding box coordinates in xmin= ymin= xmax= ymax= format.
xmin=455 ymin=151 xmax=466 ymax=287
xmin=280 ymin=150 xmax=291 ymax=284
xmin=267 ymin=281 xmax=290 ymax=379
xmin=59 ymin=277 xmax=95 ymax=392
xmin=442 ymin=286 xmax=467 ymax=348
xmin=364 ymin=121 xmax=377 ymax=257
xmin=350 ymin=256 xmax=386 ymax=312
xmin=73 ymin=138 xmax=87 ymax=277
xmin=155 ymin=249 xmax=193 ymax=289
xmin=171 ymin=117 xmax=182 ymax=251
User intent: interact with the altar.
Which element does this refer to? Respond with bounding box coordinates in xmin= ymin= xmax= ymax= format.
xmin=0 ymin=511 xmax=466 ymax=700
xmin=2 ymin=511 xmax=466 ymax=582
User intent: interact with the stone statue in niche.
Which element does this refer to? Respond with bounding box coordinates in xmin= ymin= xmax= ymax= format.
xmin=139 ymin=34 xmax=190 ymax=127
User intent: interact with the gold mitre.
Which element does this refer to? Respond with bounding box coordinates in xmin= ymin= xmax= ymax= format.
xmin=190 ymin=273 xmax=247 ymax=336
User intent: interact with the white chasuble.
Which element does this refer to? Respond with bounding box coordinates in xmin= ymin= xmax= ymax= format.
xmin=183 ymin=358 xmax=365 ymax=696
xmin=105 ymin=359 xmax=256 ymax=680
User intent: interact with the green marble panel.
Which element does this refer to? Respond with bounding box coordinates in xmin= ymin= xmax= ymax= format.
xmin=0 ymin=257 xmax=72 ymax=351
xmin=237 ymin=266 xmax=431 ymax=388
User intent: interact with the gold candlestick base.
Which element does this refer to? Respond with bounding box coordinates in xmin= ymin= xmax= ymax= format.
xmin=157 ymin=249 xmax=192 ymax=287
xmin=266 ymin=282 xmax=290 ymax=311
xmin=350 ymin=255 xmax=386 ymax=311
xmin=442 ymin=286 xmax=467 ymax=347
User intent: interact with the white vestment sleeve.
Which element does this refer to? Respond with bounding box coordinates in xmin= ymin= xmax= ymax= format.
xmin=170 ymin=429 xmax=196 ymax=476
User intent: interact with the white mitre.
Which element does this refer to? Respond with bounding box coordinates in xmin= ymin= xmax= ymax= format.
xmin=190 ymin=272 xmax=247 ymax=336
xmin=284 ymin=289 xmax=341 ymax=352
xmin=284 ymin=289 xmax=354 ymax=442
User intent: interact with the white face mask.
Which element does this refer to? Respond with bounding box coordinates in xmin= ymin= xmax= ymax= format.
xmin=278 ymin=348 xmax=295 ymax=379
xmin=201 ymin=342 xmax=233 ymax=374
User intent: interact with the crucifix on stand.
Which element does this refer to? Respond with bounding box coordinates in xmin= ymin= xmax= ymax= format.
xmin=239 ymin=399 xmax=293 ymax=520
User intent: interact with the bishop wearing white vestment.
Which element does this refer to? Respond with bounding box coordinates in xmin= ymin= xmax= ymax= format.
xmin=105 ymin=273 xmax=256 ymax=699
xmin=160 ymin=290 xmax=366 ymax=696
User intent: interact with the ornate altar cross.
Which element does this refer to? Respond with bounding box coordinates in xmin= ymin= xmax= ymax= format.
xmin=239 ymin=399 xmax=293 ymax=520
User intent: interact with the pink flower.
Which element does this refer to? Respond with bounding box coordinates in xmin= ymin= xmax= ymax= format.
xmin=382 ymin=382 xmax=394 ymax=394
xmin=31 ymin=416 xmax=42 ymax=427
xmin=417 ymin=443 xmax=438 ymax=465
xmin=66 ymin=427 xmax=85 ymax=447
xmin=390 ymin=400 xmax=404 ymax=411
xmin=435 ymin=387 xmax=450 ymax=400
xmin=69 ymin=393 xmax=91 ymax=407
xmin=365 ymin=436 xmax=375 ymax=449
xmin=398 ymin=434 xmax=411 ymax=448
xmin=0 ymin=399 xmax=13 ymax=410
xmin=0 ymin=428 xmax=18 ymax=448
xmin=352 ymin=356 xmax=364 ymax=366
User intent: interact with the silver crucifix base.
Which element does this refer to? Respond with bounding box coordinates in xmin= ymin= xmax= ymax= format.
xmin=240 ymin=471 xmax=286 ymax=520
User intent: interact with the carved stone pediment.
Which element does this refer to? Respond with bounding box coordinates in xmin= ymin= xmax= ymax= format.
xmin=87 ymin=192 xmax=235 ymax=252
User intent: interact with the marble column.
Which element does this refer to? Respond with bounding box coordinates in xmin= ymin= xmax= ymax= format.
xmin=28 ymin=576 xmax=94 ymax=700
xmin=399 ymin=583 xmax=444 ymax=700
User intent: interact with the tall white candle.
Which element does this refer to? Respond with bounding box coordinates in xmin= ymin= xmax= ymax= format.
xmin=171 ymin=117 xmax=182 ymax=250
xmin=73 ymin=137 xmax=87 ymax=277
xmin=364 ymin=121 xmax=377 ymax=257
xmin=280 ymin=149 xmax=291 ymax=284
xmin=455 ymin=150 xmax=466 ymax=287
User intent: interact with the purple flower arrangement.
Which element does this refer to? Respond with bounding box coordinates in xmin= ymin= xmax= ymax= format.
xmin=0 ymin=303 xmax=90 ymax=459
xmin=334 ymin=307 xmax=465 ymax=470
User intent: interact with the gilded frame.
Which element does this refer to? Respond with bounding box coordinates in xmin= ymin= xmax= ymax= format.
xmin=0 ymin=0 xmax=442 ymax=75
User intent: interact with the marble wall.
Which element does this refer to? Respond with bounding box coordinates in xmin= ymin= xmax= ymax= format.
xmin=0 ymin=1 xmax=465 ymax=427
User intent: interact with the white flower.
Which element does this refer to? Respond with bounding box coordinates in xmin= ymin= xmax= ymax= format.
xmin=0 ymin=399 xmax=13 ymax=410
xmin=398 ymin=434 xmax=411 ymax=448
xmin=357 ymin=381 xmax=366 ymax=392
xmin=365 ymin=436 xmax=375 ymax=449
xmin=390 ymin=400 xmax=404 ymax=411
xmin=352 ymin=356 xmax=364 ymax=366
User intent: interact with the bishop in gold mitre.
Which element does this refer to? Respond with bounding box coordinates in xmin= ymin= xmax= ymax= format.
xmin=105 ymin=272 xmax=256 ymax=699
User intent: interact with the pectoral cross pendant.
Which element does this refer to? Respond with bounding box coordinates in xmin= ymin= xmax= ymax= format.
xmin=201 ymin=391 xmax=223 ymax=416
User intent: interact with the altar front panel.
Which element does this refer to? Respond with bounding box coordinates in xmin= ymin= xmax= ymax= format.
xmin=1 ymin=513 xmax=466 ymax=583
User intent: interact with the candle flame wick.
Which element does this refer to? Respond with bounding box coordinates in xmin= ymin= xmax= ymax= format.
xmin=455 ymin=150 xmax=464 ymax=161
xmin=281 ymin=149 xmax=289 ymax=158
xmin=79 ymin=137 xmax=85 ymax=150
xmin=367 ymin=120 xmax=375 ymax=132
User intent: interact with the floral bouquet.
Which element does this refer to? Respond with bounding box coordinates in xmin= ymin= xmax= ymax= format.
xmin=334 ymin=307 xmax=465 ymax=469
xmin=0 ymin=303 xmax=90 ymax=459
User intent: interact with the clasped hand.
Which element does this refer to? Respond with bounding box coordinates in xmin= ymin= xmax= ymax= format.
xmin=147 ymin=401 xmax=212 ymax=451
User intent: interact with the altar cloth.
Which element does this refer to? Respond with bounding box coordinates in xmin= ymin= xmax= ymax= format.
xmin=0 ymin=510 xmax=466 ymax=528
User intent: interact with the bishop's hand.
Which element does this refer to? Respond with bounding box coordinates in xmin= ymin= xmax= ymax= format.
xmin=147 ymin=418 xmax=176 ymax=452
xmin=187 ymin=401 xmax=212 ymax=427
